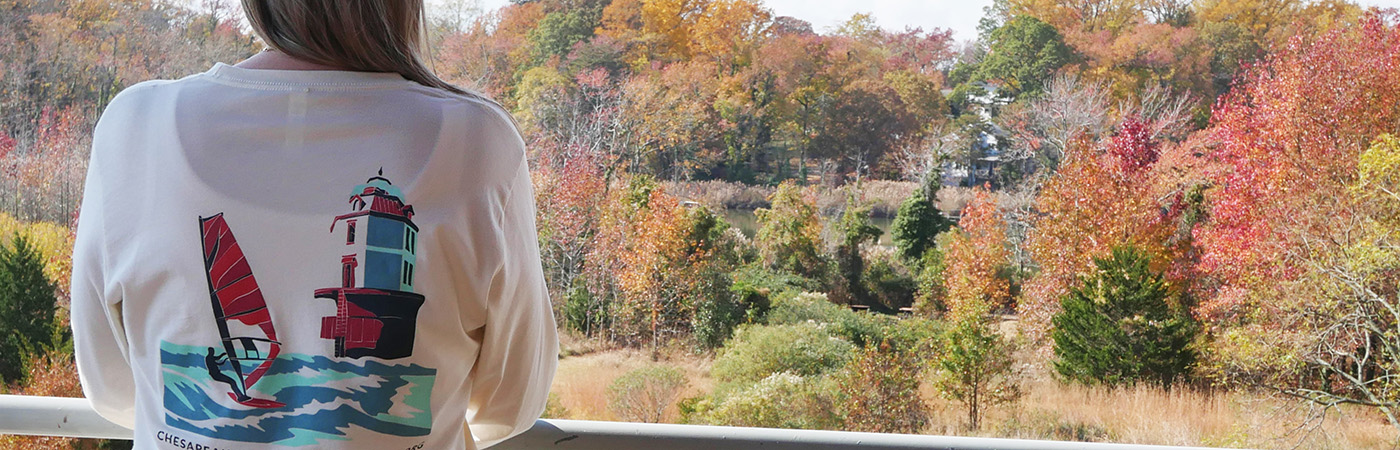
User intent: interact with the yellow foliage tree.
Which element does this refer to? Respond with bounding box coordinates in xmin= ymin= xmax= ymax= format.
xmin=690 ymin=0 xmax=772 ymax=69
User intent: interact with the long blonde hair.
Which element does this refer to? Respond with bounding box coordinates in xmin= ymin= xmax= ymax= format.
xmin=240 ymin=0 xmax=467 ymax=95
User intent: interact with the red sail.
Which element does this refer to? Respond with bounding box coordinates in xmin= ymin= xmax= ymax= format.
xmin=200 ymin=214 xmax=281 ymax=389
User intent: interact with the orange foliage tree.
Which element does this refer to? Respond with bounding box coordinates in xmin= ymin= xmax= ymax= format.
xmin=941 ymin=188 xmax=1012 ymax=322
xmin=1020 ymin=115 xmax=1197 ymax=343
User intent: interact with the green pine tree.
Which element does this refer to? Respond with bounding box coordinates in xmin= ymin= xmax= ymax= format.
xmin=1051 ymin=246 xmax=1197 ymax=388
xmin=891 ymin=187 xmax=954 ymax=263
xmin=0 ymin=234 xmax=59 ymax=384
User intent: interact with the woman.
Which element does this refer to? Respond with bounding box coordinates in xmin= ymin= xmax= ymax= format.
xmin=70 ymin=1 xmax=558 ymax=449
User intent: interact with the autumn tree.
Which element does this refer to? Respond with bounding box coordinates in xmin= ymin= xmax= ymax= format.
xmin=622 ymin=61 xmax=723 ymax=179
xmin=1021 ymin=114 xmax=1193 ymax=343
xmin=1194 ymin=16 xmax=1400 ymax=433
xmin=534 ymin=147 xmax=611 ymax=334
xmin=612 ymin=182 xmax=691 ymax=348
xmin=434 ymin=3 xmax=547 ymax=99
xmin=838 ymin=341 xmax=930 ymax=434
xmin=755 ymin=181 xmax=827 ymax=280
xmin=690 ymin=0 xmax=773 ymax=69
xmin=941 ymin=189 xmax=1012 ymax=323
xmin=933 ymin=318 xmax=1020 ymax=431
xmin=1 ymin=0 xmax=257 ymax=223
xmin=1003 ymin=0 xmax=1143 ymax=34
xmin=998 ymin=74 xmax=1112 ymax=171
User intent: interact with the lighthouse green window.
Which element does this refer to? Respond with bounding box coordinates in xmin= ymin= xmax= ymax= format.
xmin=403 ymin=227 xmax=416 ymax=254
xmin=400 ymin=260 xmax=415 ymax=288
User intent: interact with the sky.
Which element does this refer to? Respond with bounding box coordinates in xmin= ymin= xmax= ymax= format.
xmin=461 ymin=0 xmax=1400 ymax=43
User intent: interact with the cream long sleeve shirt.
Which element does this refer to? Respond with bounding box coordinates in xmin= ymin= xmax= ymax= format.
xmin=70 ymin=63 xmax=558 ymax=450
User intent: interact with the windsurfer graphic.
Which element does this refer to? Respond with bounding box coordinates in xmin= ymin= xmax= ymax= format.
xmin=197 ymin=214 xmax=286 ymax=409
xmin=205 ymin=347 xmax=250 ymax=402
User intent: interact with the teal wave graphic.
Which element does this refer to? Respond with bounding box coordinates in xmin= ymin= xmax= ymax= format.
xmin=160 ymin=341 xmax=436 ymax=446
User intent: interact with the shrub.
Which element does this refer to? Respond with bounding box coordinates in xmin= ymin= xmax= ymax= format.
xmin=731 ymin=263 xmax=813 ymax=296
xmin=837 ymin=341 xmax=930 ymax=434
xmin=542 ymin=392 xmax=570 ymax=419
xmin=703 ymin=372 xmax=842 ymax=429
xmin=911 ymin=238 xmax=951 ymax=315
xmin=933 ymin=319 xmax=1020 ymax=431
xmin=766 ymin=292 xmax=847 ymax=325
xmin=685 ymin=259 xmax=738 ymax=349
xmin=606 ymin=365 xmax=689 ymax=423
xmin=862 ymin=246 xmax=918 ymax=311
xmin=891 ymin=188 xmax=954 ymax=262
xmin=1051 ymin=246 xmax=1197 ymax=387
xmin=0 ymin=234 xmax=59 ymax=384
xmin=0 ymin=213 xmax=75 ymax=297
xmin=712 ymin=323 xmax=855 ymax=388
xmin=693 ymin=264 xmax=799 ymax=349
xmin=766 ymin=292 xmax=891 ymax=348
xmin=880 ymin=316 xmax=944 ymax=356
xmin=682 ymin=204 xmax=739 ymax=263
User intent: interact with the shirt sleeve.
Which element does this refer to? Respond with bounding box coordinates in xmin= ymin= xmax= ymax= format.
xmin=70 ymin=147 xmax=137 ymax=430
xmin=465 ymin=152 xmax=559 ymax=448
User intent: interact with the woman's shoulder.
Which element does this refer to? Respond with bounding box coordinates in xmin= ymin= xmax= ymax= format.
xmin=100 ymin=71 xmax=213 ymax=116
xmin=408 ymin=85 xmax=526 ymax=156
xmin=404 ymin=84 xmax=519 ymax=131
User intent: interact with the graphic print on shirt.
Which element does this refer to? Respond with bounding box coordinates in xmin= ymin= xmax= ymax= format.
xmin=195 ymin=213 xmax=286 ymax=409
xmin=313 ymin=170 xmax=426 ymax=360
xmin=161 ymin=172 xmax=436 ymax=446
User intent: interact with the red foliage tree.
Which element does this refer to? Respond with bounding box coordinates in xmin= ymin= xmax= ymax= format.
xmin=1194 ymin=15 xmax=1400 ymax=321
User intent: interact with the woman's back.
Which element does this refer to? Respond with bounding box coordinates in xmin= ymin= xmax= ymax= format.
xmin=70 ymin=62 xmax=558 ymax=449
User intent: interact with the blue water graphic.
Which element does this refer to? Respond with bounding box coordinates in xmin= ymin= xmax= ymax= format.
xmin=160 ymin=341 xmax=436 ymax=446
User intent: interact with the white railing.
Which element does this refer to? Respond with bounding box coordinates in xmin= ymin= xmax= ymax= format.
xmin=0 ymin=395 xmax=1237 ymax=449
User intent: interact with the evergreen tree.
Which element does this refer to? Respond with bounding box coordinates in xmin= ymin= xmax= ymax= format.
xmin=891 ymin=187 xmax=954 ymax=263
xmin=0 ymin=234 xmax=59 ymax=384
xmin=1051 ymin=246 xmax=1197 ymax=387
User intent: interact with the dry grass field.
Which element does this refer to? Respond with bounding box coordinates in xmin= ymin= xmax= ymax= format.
xmin=549 ymin=334 xmax=1398 ymax=449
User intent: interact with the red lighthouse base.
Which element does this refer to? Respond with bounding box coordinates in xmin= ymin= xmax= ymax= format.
xmin=313 ymin=287 xmax=425 ymax=360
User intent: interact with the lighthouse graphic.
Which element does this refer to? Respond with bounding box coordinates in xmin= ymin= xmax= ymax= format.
xmin=313 ymin=170 xmax=426 ymax=360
